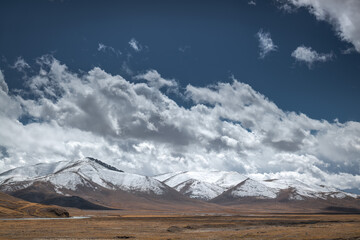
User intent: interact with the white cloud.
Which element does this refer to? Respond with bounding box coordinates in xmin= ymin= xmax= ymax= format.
xmin=97 ymin=43 xmax=107 ymax=51
xmin=97 ymin=43 xmax=121 ymax=56
xmin=129 ymin=38 xmax=142 ymax=52
xmin=291 ymin=45 xmax=333 ymax=67
xmin=134 ymin=70 xmax=177 ymax=89
xmin=12 ymin=56 xmax=30 ymax=72
xmin=0 ymin=74 xmax=21 ymax=120
xmin=0 ymin=70 xmax=9 ymax=94
xmin=248 ymin=0 xmax=256 ymax=6
xmin=281 ymin=0 xmax=360 ymax=53
xmin=0 ymin=56 xmax=359 ymax=191
xmin=256 ymin=29 xmax=278 ymax=58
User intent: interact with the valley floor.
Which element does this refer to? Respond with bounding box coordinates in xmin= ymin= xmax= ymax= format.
xmin=0 ymin=210 xmax=360 ymax=239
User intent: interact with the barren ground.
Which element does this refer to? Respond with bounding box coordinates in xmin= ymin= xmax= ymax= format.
xmin=0 ymin=210 xmax=360 ymax=239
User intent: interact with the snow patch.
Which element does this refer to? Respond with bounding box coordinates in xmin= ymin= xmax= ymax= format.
xmin=175 ymin=180 xmax=224 ymax=200
xmin=156 ymin=171 xmax=247 ymax=200
xmin=231 ymin=179 xmax=277 ymax=199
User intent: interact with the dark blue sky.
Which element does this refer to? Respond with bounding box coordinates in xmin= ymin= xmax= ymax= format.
xmin=1 ymin=0 xmax=359 ymax=122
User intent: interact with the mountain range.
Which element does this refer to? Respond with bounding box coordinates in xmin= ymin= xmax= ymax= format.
xmin=0 ymin=157 xmax=358 ymax=212
xmin=154 ymin=171 xmax=358 ymax=202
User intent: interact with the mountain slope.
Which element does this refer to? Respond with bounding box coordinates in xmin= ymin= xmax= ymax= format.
xmin=229 ymin=178 xmax=278 ymax=199
xmin=0 ymin=191 xmax=69 ymax=218
xmin=0 ymin=161 xmax=69 ymax=184
xmin=154 ymin=171 xmax=248 ymax=200
xmin=174 ymin=179 xmax=224 ymax=200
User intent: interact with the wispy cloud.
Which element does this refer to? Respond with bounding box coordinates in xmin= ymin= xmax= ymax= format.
xmin=129 ymin=38 xmax=142 ymax=52
xmin=97 ymin=43 xmax=121 ymax=56
xmin=341 ymin=47 xmax=356 ymax=55
xmin=12 ymin=56 xmax=30 ymax=72
xmin=256 ymin=29 xmax=278 ymax=58
xmin=178 ymin=45 xmax=191 ymax=53
xmin=248 ymin=0 xmax=256 ymax=6
xmin=121 ymin=62 xmax=133 ymax=75
xmin=291 ymin=45 xmax=333 ymax=68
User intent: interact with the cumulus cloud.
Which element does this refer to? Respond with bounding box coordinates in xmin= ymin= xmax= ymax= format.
xmin=281 ymin=0 xmax=360 ymax=53
xmin=0 ymin=56 xmax=359 ymax=191
xmin=129 ymin=38 xmax=142 ymax=52
xmin=291 ymin=45 xmax=333 ymax=67
xmin=248 ymin=0 xmax=256 ymax=6
xmin=256 ymin=29 xmax=278 ymax=58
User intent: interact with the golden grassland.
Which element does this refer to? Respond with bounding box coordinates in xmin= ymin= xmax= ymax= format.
xmin=0 ymin=211 xmax=359 ymax=239
xmin=0 ymin=192 xmax=68 ymax=218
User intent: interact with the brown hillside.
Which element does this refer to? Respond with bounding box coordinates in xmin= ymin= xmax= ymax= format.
xmin=0 ymin=191 xmax=69 ymax=218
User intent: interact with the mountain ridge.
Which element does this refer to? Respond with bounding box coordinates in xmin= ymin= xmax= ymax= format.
xmin=0 ymin=158 xmax=358 ymax=211
xmin=0 ymin=158 xmax=213 ymax=211
xmin=155 ymin=170 xmax=358 ymax=202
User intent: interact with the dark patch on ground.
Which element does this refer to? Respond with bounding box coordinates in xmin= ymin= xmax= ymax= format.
xmin=167 ymin=226 xmax=183 ymax=233
xmin=184 ymin=223 xmax=236 ymax=229
xmin=330 ymin=237 xmax=360 ymax=240
xmin=42 ymin=196 xmax=116 ymax=210
xmin=42 ymin=207 xmax=70 ymax=217
xmin=325 ymin=206 xmax=360 ymax=213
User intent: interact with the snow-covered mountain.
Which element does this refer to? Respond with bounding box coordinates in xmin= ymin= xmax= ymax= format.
xmin=229 ymin=178 xmax=278 ymax=199
xmin=155 ymin=171 xmax=358 ymax=201
xmin=154 ymin=171 xmax=248 ymax=200
xmin=0 ymin=161 xmax=70 ymax=184
xmin=260 ymin=178 xmax=358 ymax=200
xmin=0 ymin=157 xmax=208 ymax=211
xmin=0 ymin=157 xmax=167 ymax=195
xmin=0 ymin=160 xmax=358 ymax=211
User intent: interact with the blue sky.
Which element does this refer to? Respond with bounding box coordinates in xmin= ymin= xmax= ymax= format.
xmin=0 ymin=0 xmax=360 ymax=191
xmin=1 ymin=0 xmax=359 ymax=121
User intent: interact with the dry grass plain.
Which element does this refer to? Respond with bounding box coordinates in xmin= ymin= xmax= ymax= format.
xmin=0 ymin=210 xmax=360 ymax=240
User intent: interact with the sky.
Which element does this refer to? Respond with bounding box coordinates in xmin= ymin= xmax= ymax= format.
xmin=0 ymin=0 xmax=360 ymax=192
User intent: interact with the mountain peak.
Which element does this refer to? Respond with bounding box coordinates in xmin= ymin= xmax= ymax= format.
xmin=0 ymin=158 xmax=167 ymax=197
